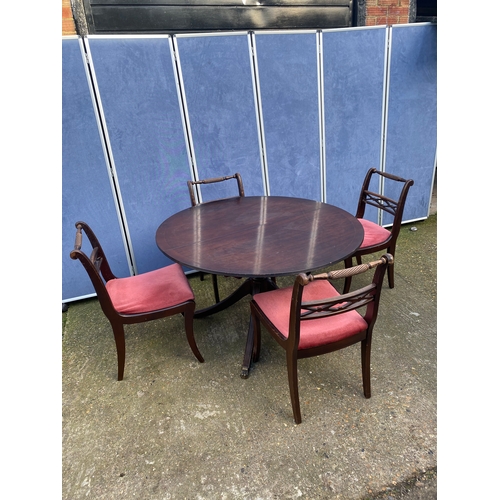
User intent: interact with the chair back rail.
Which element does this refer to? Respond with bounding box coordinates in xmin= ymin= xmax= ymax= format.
xmin=299 ymin=258 xmax=383 ymax=285
xmin=188 ymin=172 xmax=245 ymax=206
xmin=363 ymin=191 xmax=398 ymax=216
xmin=356 ymin=168 xmax=414 ymax=224
xmin=70 ymin=222 xmax=117 ymax=315
xmin=74 ymin=222 xmax=117 ymax=280
xmin=299 ymin=284 xmax=377 ymax=319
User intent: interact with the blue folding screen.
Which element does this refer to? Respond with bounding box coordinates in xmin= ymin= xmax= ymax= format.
xmin=62 ymin=24 xmax=437 ymax=302
xmin=176 ymin=34 xmax=265 ymax=201
xmin=323 ymin=27 xmax=387 ymax=223
xmin=254 ymin=32 xmax=321 ymax=201
xmin=62 ymin=37 xmax=130 ymax=301
xmin=87 ymin=36 xmax=193 ymax=275
xmin=384 ymin=23 xmax=437 ymax=224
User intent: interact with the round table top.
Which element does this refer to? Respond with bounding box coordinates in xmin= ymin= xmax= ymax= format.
xmin=156 ymin=196 xmax=363 ymax=278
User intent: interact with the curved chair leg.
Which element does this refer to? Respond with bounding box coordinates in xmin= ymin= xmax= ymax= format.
xmin=212 ymin=274 xmax=220 ymax=303
xmin=286 ymin=349 xmax=301 ymax=424
xmin=361 ymin=338 xmax=371 ymax=398
xmin=343 ymin=257 xmax=353 ymax=294
xmin=184 ymin=304 xmax=204 ymax=363
xmin=111 ymin=322 xmax=126 ymax=381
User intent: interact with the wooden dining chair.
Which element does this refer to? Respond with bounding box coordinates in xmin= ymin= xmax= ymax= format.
xmin=187 ymin=173 xmax=245 ymax=304
xmin=250 ymin=254 xmax=393 ymax=424
xmin=343 ymin=168 xmax=413 ymax=293
xmin=70 ymin=221 xmax=204 ymax=381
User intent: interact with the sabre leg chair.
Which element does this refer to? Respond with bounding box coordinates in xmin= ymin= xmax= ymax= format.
xmin=343 ymin=168 xmax=413 ymax=293
xmin=250 ymin=254 xmax=393 ymax=424
xmin=187 ymin=173 xmax=245 ymax=304
xmin=70 ymin=221 xmax=204 ymax=381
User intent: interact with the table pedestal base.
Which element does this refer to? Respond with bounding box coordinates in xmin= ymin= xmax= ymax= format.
xmin=193 ymin=276 xmax=277 ymax=378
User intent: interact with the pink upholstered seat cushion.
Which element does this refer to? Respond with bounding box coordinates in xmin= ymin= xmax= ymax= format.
xmin=253 ymin=280 xmax=368 ymax=350
xmin=106 ymin=263 xmax=194 ymax=314
xmin=359 ymin=218 xmax=391 ymax=248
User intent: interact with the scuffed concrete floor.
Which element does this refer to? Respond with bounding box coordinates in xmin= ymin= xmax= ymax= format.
xmin=62 ymin=213 xmax=436 ymax=499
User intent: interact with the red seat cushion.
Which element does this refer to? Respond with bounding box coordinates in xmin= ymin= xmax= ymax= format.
xmin=253 ymin=280 xmax=368 ymax=350
xmin=106 ymin=263 xmax=194 ymax=314
xmin=359 ymin=218 xmax=391 ymax=248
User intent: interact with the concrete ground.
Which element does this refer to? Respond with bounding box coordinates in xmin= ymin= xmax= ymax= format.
xmin=62 ymin=198 xmax=437 ymax=499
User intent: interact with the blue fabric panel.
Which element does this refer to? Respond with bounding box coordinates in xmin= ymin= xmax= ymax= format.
xmin=323 ymin=27 xmax=387 ymax=223
xmin=255 ymin=33 xmax=321 ymax=200
xmin=62 ymin=38 xmax=130 ymax=301
xmin=88 ymin=37 xmax=193 ymax=274
xmin=176 ymin=34 xmax=264 ymax=201
xmin=384 ymin=24 xmax=437 ymax=224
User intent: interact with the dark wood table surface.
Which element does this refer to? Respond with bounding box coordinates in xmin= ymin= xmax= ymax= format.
xmin=156 ymin=195 xmax=364 ymax=377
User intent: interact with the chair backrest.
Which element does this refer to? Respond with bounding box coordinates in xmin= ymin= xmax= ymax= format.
xmin=356 ymin=168 xmax=414 ymax=231
xmin=187 ymin=173 xmax=245 ymax=206
xmin=288 ymin=254 xmax=393 ymax=347
xmin=69 ymin=221 xmax=117 ymax=314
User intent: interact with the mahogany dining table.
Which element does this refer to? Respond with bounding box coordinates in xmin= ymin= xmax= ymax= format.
xmin=156 ymin=195 xmax=364 ymax=378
